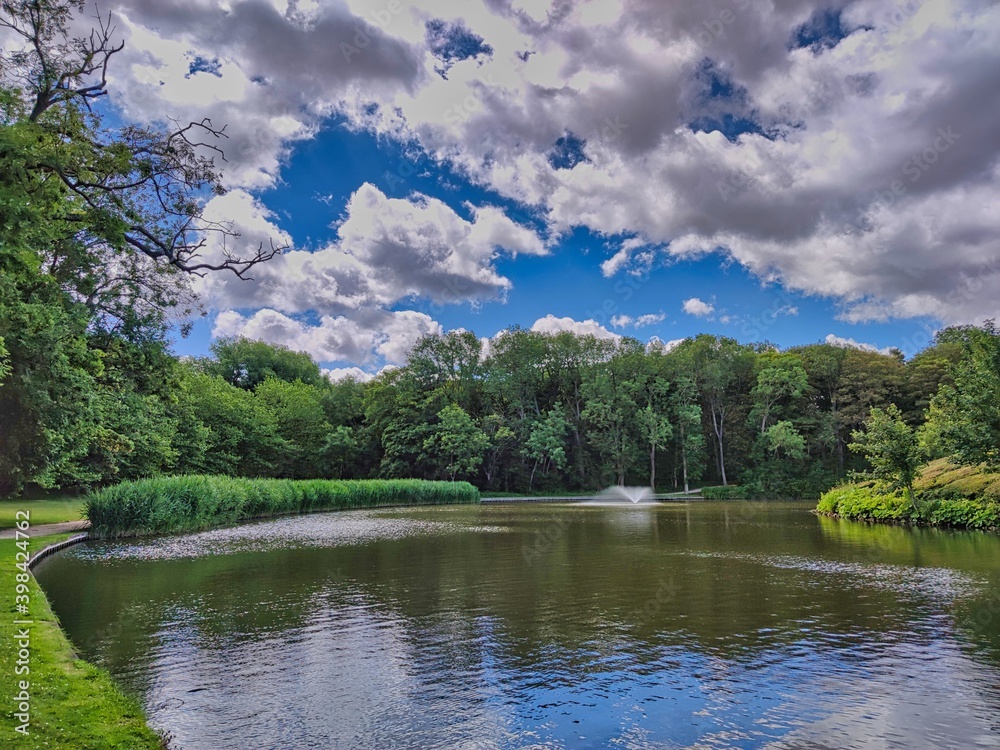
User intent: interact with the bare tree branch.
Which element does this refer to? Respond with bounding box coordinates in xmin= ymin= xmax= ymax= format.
xmin=1 ymin=1 xmax=287 ymax=281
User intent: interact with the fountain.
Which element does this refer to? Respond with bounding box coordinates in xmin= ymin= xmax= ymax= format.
xmin=583 ymin=485 xmax=657 ymax=505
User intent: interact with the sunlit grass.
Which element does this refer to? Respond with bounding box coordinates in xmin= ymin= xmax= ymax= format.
xmin=0 ymin=499 xmax=86 ymax=530
xmin=0 ymin=534 xmax=164 ymax=748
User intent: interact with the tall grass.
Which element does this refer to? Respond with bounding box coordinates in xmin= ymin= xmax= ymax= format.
xmin=86 ymin=476 xmax=480 ymax=539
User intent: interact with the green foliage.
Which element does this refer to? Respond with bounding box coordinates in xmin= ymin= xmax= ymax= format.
xmin=581 ymin=345 xmax=646 ymax=485
xmin=818 ymin=459 xmax=1000 ymax=529
xmin=323 ymin=425 xmax=361 ymax=479
xmin=849 ymin=404 xmax=923 ymax=509
xmin=171 ymin=368 xmax=286 ymax=477
xmin=423 ymin=404 xmax=489 ymax=481
xmin=701 ymin=485 xmax=750 ymax=500
xmin=921 ymin=323 xmax=1000 ymax=468
xmin=817 ymin=485 xmax=912 ymax=521
xmin=206 ymin=337 xmax=326 ymax=390
xmin=750 ymin=352 xmax=808 ymax=434
xmin=255 ymin=377 xmax=331 ymax=478
xmin=0 ymin=533 xmax=164 ymax=747
xmin=763 ymin=420 xmax=806 ymax=460
xmin=85 ymin=475 xmax=480 ymax=538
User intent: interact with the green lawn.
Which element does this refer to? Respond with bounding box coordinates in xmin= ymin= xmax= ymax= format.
xmin=2 ymin=533 xmax=163 ymax=748
xmin=0 ymin=499 xmax=87 ymax=530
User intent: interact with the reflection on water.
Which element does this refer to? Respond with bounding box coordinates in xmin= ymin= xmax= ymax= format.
xmin=35 ymin=502 xmax=1000 ymax=749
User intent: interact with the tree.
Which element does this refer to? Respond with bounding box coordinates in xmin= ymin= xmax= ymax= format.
xmin=921 ymin=323 xmax=1000 ymax=467
xmin=750 ymin=352 xmax=807 ymax=435
xmin=678 ymin=335 xmax=756 ymax=486
xmin=408 ymin=331 xmax=483 ymax=414
xmin=635 ymin=374 xmax=672 ymax=491
xmin=763 ymin=420 xmax=806 ymax=460
xmin=481 ymin=414 xmax=516 ymax=489
xmin=423 ymin=404 xmax=488 ymax=481
xmin=849 ymin=404 xmax=923 ymax=510
xmin=668 ymin=375 xmax=704 ymax=493
xmin=172 ymin=368 xmax=285 ymax=477
xmin=0 ymin=0 xmax=287 ymax=493
xmin=524 ymin=406 xmax=571 ymax=490
xmin=581 ymin=354 xmax=643 ymax=486
xmin=1 ymin=0 xmax=283 ymax=279
xmin=255 ymin=378 xmax=331 ymax=478
xmin=322 ymin=425 xmax=360 ymax=479
xmin=0 ymin=336 xmax=10 ymax=383
xmin=207 ymin=338 xmax=325 ymax=391
xmin=637 ymin=405 xmax=672 ymax=491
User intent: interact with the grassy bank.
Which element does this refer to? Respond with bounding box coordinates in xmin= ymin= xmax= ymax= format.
xmin=86 ymin=475 xmax=480 ymax=539
xmin=0 ymin=499 xmax=86 ymax=530
xmin=817 ymin=459 xmax=1000 ymax=529
xmin=3 ymin=534 xmax=163 ymax=748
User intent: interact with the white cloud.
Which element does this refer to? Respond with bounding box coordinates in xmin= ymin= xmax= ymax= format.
xmin=612 ymin=312 xmax=665 ymax=329
xmin=199 ymin=183 xmax=546 ymax=315
xmin=824 ymin=333 xmax=893 ymax=356
xmin=682 ymin=297 xmax=715 ymax=317
xmin=634 ymin=312 xmax=666 ymax=328
xmin=101 ymin=0 xmax=1000 ymax=339
xmin=213 ymin=308 xmax=442 ymax=365
xmin=323 ymin=367 xmax=376 ymax=383
xmin=530 ymin=315 xmax=620 ymax=340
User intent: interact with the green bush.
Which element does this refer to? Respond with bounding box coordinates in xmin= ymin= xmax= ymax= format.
xmin=817 ymin=483 xmax=1000 ymax=529
xmin=701 ymin=485 xmax=749 ymax=500
xmin=86 ymin=475 xmax=480 ymax=538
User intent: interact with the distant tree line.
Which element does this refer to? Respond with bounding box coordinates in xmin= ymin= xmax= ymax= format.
xmin=4 ymin=314 xmax=999 ymax=498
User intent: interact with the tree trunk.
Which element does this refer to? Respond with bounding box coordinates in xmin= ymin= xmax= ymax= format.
xmin=711 ymin=405 xmax=728 ymax=486
xmin=649 ymin=443 xmax=656 ymax=491
xmin=679 ymin=422 xmax=690 ymax=493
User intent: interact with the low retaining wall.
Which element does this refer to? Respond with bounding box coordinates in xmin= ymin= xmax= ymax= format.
xmin=28 ymin=533 xmax=89 ymax=569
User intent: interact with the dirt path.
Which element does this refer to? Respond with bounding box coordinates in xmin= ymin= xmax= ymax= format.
xmin=0 ymin=520 xmax=90 ymax=539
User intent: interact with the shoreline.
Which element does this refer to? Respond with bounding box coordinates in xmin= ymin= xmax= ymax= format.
xmin=4 ymin=533 xmax=164 ymax=748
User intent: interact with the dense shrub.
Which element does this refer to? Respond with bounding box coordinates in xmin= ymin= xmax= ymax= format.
xmin=817 ymin=485 xmax=910 ymax=521
xmin=817 ymin=478 xmax=1000 ymax=530
xmin=86 ymin=475 xmax=480 ymax=538
xmin=701 ymin=485 xmax=749 ymax=500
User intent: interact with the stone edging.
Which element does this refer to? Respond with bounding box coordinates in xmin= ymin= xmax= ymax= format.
xmin=28 ymin=533 xmax=90 ymax=570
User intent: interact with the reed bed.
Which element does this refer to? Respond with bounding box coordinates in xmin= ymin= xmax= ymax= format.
xmin=86 ymin=475 xmax=480 ymax=539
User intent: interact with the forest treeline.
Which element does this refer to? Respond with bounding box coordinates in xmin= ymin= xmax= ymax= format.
xmin=2 ymin=0 xmax=998 ymax=499
xmin=2 ymin=319 xmax=999 ymax=498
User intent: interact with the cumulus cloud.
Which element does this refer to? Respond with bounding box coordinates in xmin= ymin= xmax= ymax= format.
xmin=824 ymin=333 xmax=893 ymax=355
xmin=108 ymin=0 xmax=426 ymax=188
xmin=213 ymin=308 xmax=442 ymax=365
xmin=611 ymin=312 xmax=665 ymax=329
xmin=323 ymin=367 xmax=377 ymax=383
xmin=323 ymin=0 xmax=996 ymax=325
xmin=682 ymin=298 xmax=715 ymax=318
xmin=530 ymin=315 xmax=619 ymax=340
xmin=197 ymin=183 xmax=545 ymax=315
xmin=99 ymin=0 xmax=1000 ymax=361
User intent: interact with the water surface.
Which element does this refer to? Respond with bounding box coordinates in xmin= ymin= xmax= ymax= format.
xmin=36 ymin=501 xmax=1000 ymax=749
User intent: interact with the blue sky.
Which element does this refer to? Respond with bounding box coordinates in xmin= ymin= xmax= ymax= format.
xmin=101 ymin=0 xmax=999 ymax=378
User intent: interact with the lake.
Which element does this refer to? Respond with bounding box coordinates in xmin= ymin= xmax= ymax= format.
xmin=35 ymin=501 xmax=1000 ymax=749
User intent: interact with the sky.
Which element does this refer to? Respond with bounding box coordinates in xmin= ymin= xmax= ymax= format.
xmin=75 ymin=0 xmax=1000 ymax=379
